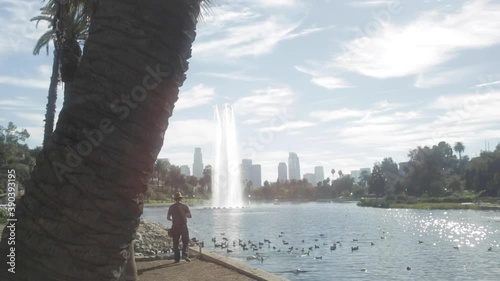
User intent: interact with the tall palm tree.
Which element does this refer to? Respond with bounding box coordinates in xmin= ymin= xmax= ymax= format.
xmin=32 ymin=1 xmax=95 ymax=148
xmin=453 ymin=142 xmax=465 ymax=160
xmin=0 ymin=1 xmax=206 ymax=280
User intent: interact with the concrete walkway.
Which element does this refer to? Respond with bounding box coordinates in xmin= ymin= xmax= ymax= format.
xmin=136 ymin=248 xmax=288 ymax=281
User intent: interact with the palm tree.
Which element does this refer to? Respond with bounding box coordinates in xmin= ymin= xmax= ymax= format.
xmin=454 ymin=142 xmax=465 ymax=160
xmin=331 ymin=168 xmax=335 ymax=178
xmin=32 ymin=1 xmax=95 ymax=148
xmin=0 ymin=0 xmax=207 ymax=280
xmin=338 ymin=170 xmax=343 ymax=178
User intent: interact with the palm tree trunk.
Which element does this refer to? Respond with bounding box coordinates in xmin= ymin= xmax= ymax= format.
xmin=0 ymin=0 xmax=201 ymax=280
xmin=42 ymin=48 xmax=60 ymax=148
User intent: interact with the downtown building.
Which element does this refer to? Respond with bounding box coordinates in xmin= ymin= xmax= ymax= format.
xmin=288 ymin=152 xmax=301 ymax=181
xmin=192 ymin=147 xmax=204 ymax=178
xmin=278 ymin=162 xmax=287 ymax=182
xmin=303 ymin=173 xmax=315 ymax=185
xmin=180 ymin=165 xmax=191 ymax=176
xmin=314 ymin=166 xmax=324 ymax=184
xmin=241 ymin=159 xmax=253 ymax=185
xmin=251 ymin=164 xmax=262 ymax=188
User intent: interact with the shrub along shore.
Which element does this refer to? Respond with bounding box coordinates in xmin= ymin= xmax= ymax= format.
xmin=357 ymin=196 xmax=500 ymax=210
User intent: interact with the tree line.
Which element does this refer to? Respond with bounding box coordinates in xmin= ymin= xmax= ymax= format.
xmin=0 ymin=122 xmax=41 ymax=195
xmin=249 ymin=141 xmax=500 ymax=201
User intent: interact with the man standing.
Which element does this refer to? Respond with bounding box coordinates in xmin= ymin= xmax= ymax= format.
xmin=167 ymin=192 xmax=192 ymax=262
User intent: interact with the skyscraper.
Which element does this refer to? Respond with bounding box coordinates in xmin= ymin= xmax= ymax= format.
xmin=303 ymin=173 xmax=315 ymax=185
xmin=241 ymin=159 xmax=253 ymax=185
xmin=180 ymin=165 xmax=191 ymax=176
xmin=251 ymin=164 xmax=262 ymax=188
xmin=278 ymin=162 xmax=287 ymax=182
xmin=192 ymin=147 xmax=204 ymax=178
xmin=288 ymin=152 xmax=301 ymax=180
xmin=314 ymin=166 xmax=324 ymax=184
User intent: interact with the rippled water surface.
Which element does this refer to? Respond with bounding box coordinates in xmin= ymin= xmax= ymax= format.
xmin=143 ymin=202 xmax=500 ymax=281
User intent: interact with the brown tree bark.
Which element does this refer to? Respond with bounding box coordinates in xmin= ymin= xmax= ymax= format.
xmin=0 ymin=0 xmax=201 ymax=280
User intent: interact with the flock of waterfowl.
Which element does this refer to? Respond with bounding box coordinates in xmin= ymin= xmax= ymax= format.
xmin=191 ymin=231 xmax=405 ymax=273
xmin=188 ymin=230 xmax=495 ymax=274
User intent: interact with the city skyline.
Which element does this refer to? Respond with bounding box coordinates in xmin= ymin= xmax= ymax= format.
xmin=1 ymin=0 xmax=499 ymax=184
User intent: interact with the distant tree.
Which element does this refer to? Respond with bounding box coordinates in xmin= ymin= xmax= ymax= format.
xmin=380 ymin=157 xmax=399 ymax=194
xmin=407 ymin=146 xmax=446 ymax=196
xmin=333 ymin=175 xmax=354 ymax=197
xmin=369 ymin=165 xmax=386 ymax=198
xmin=453 ymin=142 xmax=465 ymax=160
xmin=351 ymin=184 xmax=366 ymax=198
xmin=465 ymin=144 xmax=500 ymax=196
xmin=446 ymin=175 xmax=464 ymax=193
xmin=331 ymin=169 xmax=335 ymax=178
xmin=199 ymin=165 xmax=212 ymax=194
xmin=359 ymin=170 xmax=371 ymax=188
xmin=0 ymin=122 xmax=30 ymax=164
xmin=154 ymin=159 xmax=170 ymax=191
xmin=338 ymin=170 xmax=343 ymax=178
xmin=0 ymin=122 xmax=33 ymax=192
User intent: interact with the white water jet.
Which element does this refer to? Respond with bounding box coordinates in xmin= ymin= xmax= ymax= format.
xmin=211 ymin=104 xmax=244 ymax=208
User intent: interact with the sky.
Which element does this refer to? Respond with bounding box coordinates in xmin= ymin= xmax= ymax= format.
xmin=1 ymin=0 xmax=500 ymax=183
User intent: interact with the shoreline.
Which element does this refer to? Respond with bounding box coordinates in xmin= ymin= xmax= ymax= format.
xmin=357 ymin=198 xmax=500 ymax=210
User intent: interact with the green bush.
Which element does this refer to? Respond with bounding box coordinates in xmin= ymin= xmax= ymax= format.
xmin=0 ymin=208 xmax=7 ymax=224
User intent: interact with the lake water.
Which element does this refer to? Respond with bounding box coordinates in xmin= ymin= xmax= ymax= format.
xmin=143 ymin=202 xmax=500 ymax=281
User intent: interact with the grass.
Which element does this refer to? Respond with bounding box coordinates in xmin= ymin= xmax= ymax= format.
xmin=388 ymin=202 xmax=481 ymax=210
xmin=358 ymin=196 xmax=500 ymax=210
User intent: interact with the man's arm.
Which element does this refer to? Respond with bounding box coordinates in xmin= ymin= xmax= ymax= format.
xmin=167 ymin=207 xmax=172 ymax=221
xmin=185 ymin=205 xmax=192 ymax=218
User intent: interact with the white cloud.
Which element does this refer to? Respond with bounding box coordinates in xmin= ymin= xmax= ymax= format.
xmin=0 ymin=64 xmax=53 ymax=89
xmin=194 ymin=17 xmax=300 ymax=58
xmin=163 ymin=119 xmax=215 ymax=148
xmin=335 ymin=0 xmax=500 ymax=78
xmin=232 ymin=87 xmax=296 ymax=123
xmin=310 ymin=108 xmax=367 ymax=122
xmin=14 ymin=112 xmax=45 ymax=123
xmin=0 ymin=97 xmax=45 ymax=110
xmin=175 ymin=84 xmax=215 ymax=111
xmin=475 ymin=80 xmax=500 ymax=88
xmin=430 ymin=91 xmax=500 ymax=129
xmin=414 ymin=68 xmax=473 ymax=89
xmin=258 ymin=120 xmax=315 ymax=132
xmin=0 ymin=76 xmax=49 ymax=89
xmin=195 ymin=3 xmax=328 ymax=59
xmin=253 ymin=0 xmax=299 ymax=7
xmin=200 ymin=71 xmax=267 ymax=81
xmin=0 ymin=0 xmax=48 ymax=56
xmin=295 ymin=66 xmax=352 ymax=89
xmin=349 ymin=0 xmax=395 ymax=8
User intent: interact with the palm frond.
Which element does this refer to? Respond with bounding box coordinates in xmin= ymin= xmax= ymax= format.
xmin=199 ymin=0 xmax=216 ymax=22
xmin=33 ymin=30 xmax=55 ymax=55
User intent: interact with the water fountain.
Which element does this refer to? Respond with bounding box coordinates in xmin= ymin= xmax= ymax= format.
xmin=211 ymin=104 xmax=244 ymax=208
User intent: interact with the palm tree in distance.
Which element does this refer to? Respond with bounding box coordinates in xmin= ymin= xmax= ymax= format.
xmin=32 ymin=0 xmax=95 ymax=148
xmin=453 ymin=142 xmax=465 ymax=160
xmin=331 ymin=168 xmax=336 ymax=178
xmin=0 ymin=0 xmax=210 ymax=280
xmin=338 ymin=170 xmax=343 ymax=178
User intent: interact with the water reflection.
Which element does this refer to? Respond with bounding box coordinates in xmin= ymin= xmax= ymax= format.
xmin=144 ymin=203 xmax=500 ymax=281
xmin=386 ymin=209 xmax=499 ymax=249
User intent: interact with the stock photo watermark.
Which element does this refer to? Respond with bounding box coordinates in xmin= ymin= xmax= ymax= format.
xmin=5 ymin=169 xmax=17 ymax=274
